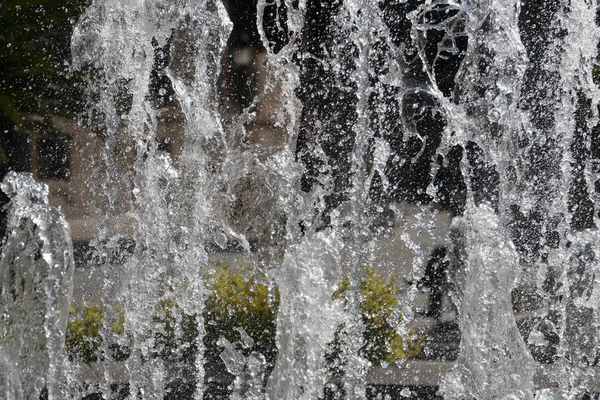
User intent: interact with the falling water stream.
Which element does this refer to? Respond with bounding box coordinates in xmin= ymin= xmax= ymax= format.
xmin=0 ymin=173 xmax=74 ymax=400
xmin=2 ymin=0 xmax=600 ymax=399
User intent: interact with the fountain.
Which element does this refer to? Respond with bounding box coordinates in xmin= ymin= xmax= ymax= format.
xmin=0 ymin=172 xmax=74 ymax=400
xmin=2 ymin=0 xmax=600 ymax=398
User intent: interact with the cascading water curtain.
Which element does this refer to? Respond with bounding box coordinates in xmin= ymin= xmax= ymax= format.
xmin=71 ymin=1 xmax=231 ymax=399
xmin=419 ymin=0 xmax=600 ymax=398
xmin=0 ymin=173 xmax=74 ymax=400
xmin=263 ymin=0 xmax=600 ymax=398
xmin=60 ymin=0 xmax=600 ymax=398
xmin=260 ymin=1 xmax=367 ymax=398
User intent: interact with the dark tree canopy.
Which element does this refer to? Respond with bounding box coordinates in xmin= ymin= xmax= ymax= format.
xmin=0 ymin=0 xmax=90 ymax=174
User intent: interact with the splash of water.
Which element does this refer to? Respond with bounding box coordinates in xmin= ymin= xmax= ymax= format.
xmin=0 ymin=172 xmax=74 ymax=400
xmin=5 ymin=0 xmax=600 ymax=398
xmin=439 ymin=205 xmax=535 ymax=398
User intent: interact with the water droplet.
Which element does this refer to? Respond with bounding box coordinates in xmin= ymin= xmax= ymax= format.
xmin=488 ymin=108 xmax=501 ymax=122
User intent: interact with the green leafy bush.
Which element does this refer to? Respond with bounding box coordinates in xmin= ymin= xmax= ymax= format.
xmin=64 ymin=264 xmax=419 ymax=368
xmin=361 ymin=267 xmax=421 ymax=363
xmin=65 ymin=303 xmax=127 ymax=363
xmin=203 ymin=265 xmax=279 ymax=371
xmin=152 ymin=297 xmax=199 ymax=363
xmin=334 ymin=267 xmax=421 ymax=364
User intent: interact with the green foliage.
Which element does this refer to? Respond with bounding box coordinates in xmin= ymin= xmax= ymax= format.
xmin=64 ymin=264 xmax=419 ymax=369
xmin=203 ymin=265 xmax=279 ymax=369
xmin=334 ymin=267 xmax=421 ymax=364
xmin=65 ymin=303 xmax=103 ymax=363
xmin=65 ymin=302 xmax=126 ymax=363
xmin=151 ymin=297 xmax=199 ymax=363
xmin=0 ymin=0 xmax=90 ymax=118
xmin=0 ymin=0 xmax=91 ymax=176
xmin=332 ymin=275 xmax=350 ymax=300
xmin=64 ymin=264 xmax=279 ymax=368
